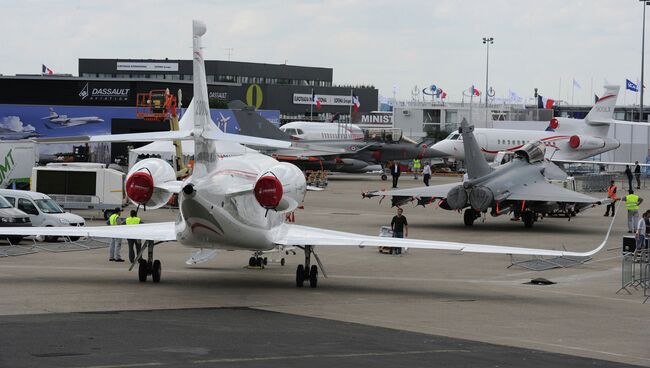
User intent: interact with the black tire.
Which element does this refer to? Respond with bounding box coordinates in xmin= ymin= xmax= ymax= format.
xmin=256 ymin=257 xmax=263 ymax=267
xmin=152 ymin=260 xmax=161 ymax=283
xmin=280 ymin=258 xmax=285 ymax=266
xmin=7 ymin=236 xmax=22 ymax=244
xmin=309 ymin=265 xmax=318 ymax=288
xmin=522 ymin=212 xmax=535 ymax=228
xmin=463 ymin=209 xmax=476 ymax=227
xmin=69 ymin=236 xmax=80 ymax=241
xmin=263 ymin=257 xmax=268 ymax=266
xmin=248 ymin=257 xmax=256 ymax=267
xmin=381 ymin=174 xmax=387 ymax=181
xmin=296 ymin=265 xmax=305 ymax=287
xmin=389 ymin=248 xmax=394 ymax=255
xmin=138 ymin=260 xmax=148 ymax=282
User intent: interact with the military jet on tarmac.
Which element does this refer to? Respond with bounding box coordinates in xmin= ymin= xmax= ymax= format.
xmin=228 ymin=100 xmax=445 ymax=175
xmin=363 ymin=118 xmax=606 ymax=228
xmin=0 ymin=21 xmax=614 ymax=288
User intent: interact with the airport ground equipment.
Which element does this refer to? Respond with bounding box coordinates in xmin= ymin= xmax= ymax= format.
xmin=31 ymin=163 xmax=125 ymax=219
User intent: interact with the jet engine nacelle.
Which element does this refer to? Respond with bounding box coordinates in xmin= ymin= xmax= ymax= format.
xmin=254 ymin=163 xmax=306 ymax=212
xmin=568 ymin=135 xmax=606 ymax=150
xmin=125 ymin=158 xmax=176 ymax=209
xmin=446 ymin=185 xmax=467 ymax=210
xmin=336 ymin=158 xmax=370 ymax=172
xmin=469 ymin=186 xmax=493 ymax=212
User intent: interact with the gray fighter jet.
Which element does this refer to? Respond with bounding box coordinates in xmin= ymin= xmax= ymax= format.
xmin=228 ymin=101 xmax=445 ymax=175
xmin=363 ymin=118 xmax=604 ymax=228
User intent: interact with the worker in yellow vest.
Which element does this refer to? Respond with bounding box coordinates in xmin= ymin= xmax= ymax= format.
xmin=624 ymin=189 xmax=643 ymax=233
xmin=125 ymin=210 xmax=143 ymax=264
xmin=412 ymin=158 xmax=421 ymax=179
xmin=108 ymin=208 xmax=124 ymax=262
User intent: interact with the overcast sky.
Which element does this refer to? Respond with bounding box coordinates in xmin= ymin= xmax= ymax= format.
xmin=0 ymin=0 xmax=646 ymax=104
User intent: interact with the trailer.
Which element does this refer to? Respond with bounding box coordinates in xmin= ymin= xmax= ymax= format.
xmin=31 ymin=163 xmax=125 ymax=219
xmin=0 ymin=142 xmax=37 ymax=189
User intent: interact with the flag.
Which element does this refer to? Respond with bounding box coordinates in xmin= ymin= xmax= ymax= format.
xmin=440 ymin=89 xmax=447 ymax=99
xmin=352 ymin=92 xmax=360 ymax=112
xmin=41 ymin=64 xmax=53 ymax=75
xmin=626 ymin=79 xmax=639 ymax=92
xmin=572 ymin=78 xmax=581 ymax=89
xmin=537 ymin=95 xmax=555 ymax=109
xmin=312 ymin=90 xmax=321 ymax=109
xmin=470 ymin=85 xmax=480 ymax=96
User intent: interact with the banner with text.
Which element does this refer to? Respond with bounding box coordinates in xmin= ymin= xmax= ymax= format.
xmin=293 ymin=93 xmax=354 ymax=106
xmin=116 ymin=62 xmax=179 ymax=72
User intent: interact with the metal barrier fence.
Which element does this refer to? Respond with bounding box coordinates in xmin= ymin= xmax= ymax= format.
xmin=576 ymin=173 xmax=616 ymax=192
xmin=618 ymin=250 xmax=650 ymax=303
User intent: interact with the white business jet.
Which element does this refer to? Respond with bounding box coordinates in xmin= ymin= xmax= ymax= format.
xmin=0 ymin=21 xmax=614 ymax=288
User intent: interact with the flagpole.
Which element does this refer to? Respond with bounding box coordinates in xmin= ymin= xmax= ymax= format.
xmin=558 ymin=77 xmax=562 ymax=107
xmin=571 ymin=81 xmax=575 ymax=105
xmin=310 ymin=88 xmax=314 ymax=122
xmin=348 ymin=89 xmax=353 ymax=138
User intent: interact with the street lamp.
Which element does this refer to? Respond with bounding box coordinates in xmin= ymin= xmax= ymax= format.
xmin=482 ymin=37 xmax=494 ymax=108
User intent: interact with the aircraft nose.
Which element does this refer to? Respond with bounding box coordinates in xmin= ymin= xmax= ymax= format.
xmin=430 ymin=141 xmax=453 ymax=157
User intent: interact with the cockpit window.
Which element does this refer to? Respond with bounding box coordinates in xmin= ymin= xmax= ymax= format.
xmin=447 ymin=133 xmax=460 ymax=140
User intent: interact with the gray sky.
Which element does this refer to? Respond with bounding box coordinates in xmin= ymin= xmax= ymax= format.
xmin=0 ymin=0 xmax=646 ymax=104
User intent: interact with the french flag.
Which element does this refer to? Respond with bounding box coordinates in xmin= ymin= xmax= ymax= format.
xmin=352 ymin=93 xmax=360 ymax=112
xmin=471 ymin=85 xmax=480 ymax=96
xmin=42 ymin=64 xmax=54 ymax=75
xmin=537 ymin=95 xmax=555 ymax=109
xmin=312 ymin=90 xmax=321 ymax=109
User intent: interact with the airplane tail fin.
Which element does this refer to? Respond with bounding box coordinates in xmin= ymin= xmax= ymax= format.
xmin=459 ymin=118 xmax=493 ymax=179
xmin=49 ymin=108 xmax=58 ymax=118
xmin=585 ymin=85 xmax=619 ymax=126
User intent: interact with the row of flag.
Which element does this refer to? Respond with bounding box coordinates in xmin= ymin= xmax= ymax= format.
xmin=310 ymin=89 xmax=361 ymax=112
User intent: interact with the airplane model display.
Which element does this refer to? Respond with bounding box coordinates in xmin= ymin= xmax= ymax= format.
xmin=0 ymin=21 xmax=615 ymax=288
xmin=431 ymin=86 xmax=622 ymax=162
xmin=42 ymin=108 xmax=104 ymax=128
xmin=229 ymin=100 xmax=445 ymax=174
xmin=363 ymin=118 xmax=605 ymax=228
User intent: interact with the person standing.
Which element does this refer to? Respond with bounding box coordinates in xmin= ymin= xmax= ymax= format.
xmin=636 ymin=211 xmax=648 ymax=259
xmin=412 ymin=158 xmax=421 ymax=179
xmin=390 ymin=161 xmax=401 ymax=188
xmin=624 ymin=190 xmax=643 ymax=233
xmin=390 ymin=208 xmax=408 ymax=255
xmin=422 ymin=161 xmax=432 ymax=186
xmin=625 ymin=165 xmax=634 ymax=191
xmin=108 ymin=208 xmax=124 ymax=262
xmin=634 ymin=161 xmax=641 ymax=189
xmin=125 ymin=210 xmax=143 ymax=264
xmin=604 ymin=180 xmax=618 ymax=217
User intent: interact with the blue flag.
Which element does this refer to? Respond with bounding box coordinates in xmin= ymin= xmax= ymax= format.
xmin=626 ymin=79 xmax=639 ymax=92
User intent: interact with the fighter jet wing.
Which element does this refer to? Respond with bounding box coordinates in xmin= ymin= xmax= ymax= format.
xmin=505 ymin=181 xmax=600 ymax=203
xmin=364 ymin=182 xmax=460 ymax=199
xmin=275 ymin=219 xmax=613 ymax=257
xmin=0 ymin=222 xmax=177 ymax=241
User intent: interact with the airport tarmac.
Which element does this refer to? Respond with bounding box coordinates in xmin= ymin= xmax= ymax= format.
xmin=0 ymin=174 xmax=648 ymax=367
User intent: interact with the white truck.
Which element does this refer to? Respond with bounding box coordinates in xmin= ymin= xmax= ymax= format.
xmin=31 ymin=163 xmax=125 ymax=219
xmin=0 ymin=142 xmax=38 ymax=189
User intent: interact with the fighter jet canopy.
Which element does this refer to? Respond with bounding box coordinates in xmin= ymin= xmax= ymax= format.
xmin=514 ymin=141 xmax=546 ymax=163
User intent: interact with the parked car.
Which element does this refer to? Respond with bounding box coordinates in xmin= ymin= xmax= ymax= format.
xmin=0 ymin=189 xmax=84 ymax=242
xmin=0 ymin=195 xmax=31 ymax=244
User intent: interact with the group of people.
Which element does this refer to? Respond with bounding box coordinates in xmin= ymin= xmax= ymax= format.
xmin=624 ymin=162 xmax=642 ymax=190
xmin=389 ymin=159 xmax=433 ymax=188
xmin=607 ymin=180 xmax=648 ymax=257
xmin=108 ymin=208 xmax=143 ymax=263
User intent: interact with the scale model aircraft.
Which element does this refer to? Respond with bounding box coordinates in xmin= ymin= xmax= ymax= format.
xmin=364 ymin=118 xmax=606 ymax=228
xmin=0 ymin=21 xmax=614 ymax=287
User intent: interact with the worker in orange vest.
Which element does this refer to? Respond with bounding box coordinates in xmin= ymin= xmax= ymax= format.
xmin=604 ymin=180 xmax=618 ymax=217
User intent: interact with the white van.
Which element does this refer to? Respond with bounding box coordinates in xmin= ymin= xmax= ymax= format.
xmin=0 ymin=189 xmax=85 ymax=241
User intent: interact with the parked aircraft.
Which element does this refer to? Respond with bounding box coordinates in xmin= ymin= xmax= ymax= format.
xmin=229 ymin=100 xmax=444 ymax=175
xmin=431 ymin=86 xmax=622 ymax=162
xmin=0 ymin=21 xmax=614 ymax=287
xmin=42 ymin=108 xmax=104 ymax=128
xmin=364 ymin=118 xmax=605 ymax=228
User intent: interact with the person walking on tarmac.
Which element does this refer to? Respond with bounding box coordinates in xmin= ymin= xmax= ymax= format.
xmin=412 ymin=158 xmax=421 ymax=179
xmin=635 ymin=161 xmax=642 ymax=189
xmin=604 ymin=180 xmax=618 ymax=217
xmin=624 ymin=189 xmax=643 ymax=233
xmin=390 ymin=161 xmax=401 ymax=188
xmin=625 ymin=165 xmax=634 ymax=191
xmin=125 ymin=210 xmax=143 ymax=264
xmin=108 ymin=208 xmax=124 ymax=262
xmin=422 ymin=161 xmax=432 ymax=186
xmin=391 ymin=208 xmax=408 ymax=255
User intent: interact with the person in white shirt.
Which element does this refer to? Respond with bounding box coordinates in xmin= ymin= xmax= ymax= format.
xmin=422 ymin=162 xmax=432 ymax=186
xmin=635 ymin=211 xmax=648 ymax=258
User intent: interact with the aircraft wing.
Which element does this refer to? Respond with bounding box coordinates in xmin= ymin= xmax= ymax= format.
xmin=0 ymin=223 xmax=177 ymax=241
xmin=554 ymin=159 xmax=650 ymax=167
xmin=364 ymin=182 xmax=460 ymax=199
xmin=275 ymin=218 xmax=614 ymax=257
xmin=505 ymin=181 xmax=600 ymax=203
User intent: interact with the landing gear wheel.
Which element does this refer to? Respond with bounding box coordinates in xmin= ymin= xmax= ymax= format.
xmin=7 ymin=236 xmax=22 ymax=244
xmin=248 ymin=257 xmax=256 ymax=267
xmin=464 ymin=209 xmax=477 ymax=226
xmin=381 ymin=174 xmax=387 ymax=181
xmin=296 ymin=264 xmax=305 ymax=287
xmin=522 ymin=212 xmax=535 ymax=228
xmin=138 ymin=260 xmax=148 ymax=282
xmin=280 ymin=258 xmax=286 ymax=266
xmin=263 ymin=257 xmax=268 ymax=266
xmin=151 ymin=260 xmax=161 ymax=283
xmin=256 ymin=257 xmax=263 ymax=267
xmin=309 ymin=265 xmax=318 ymax=288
